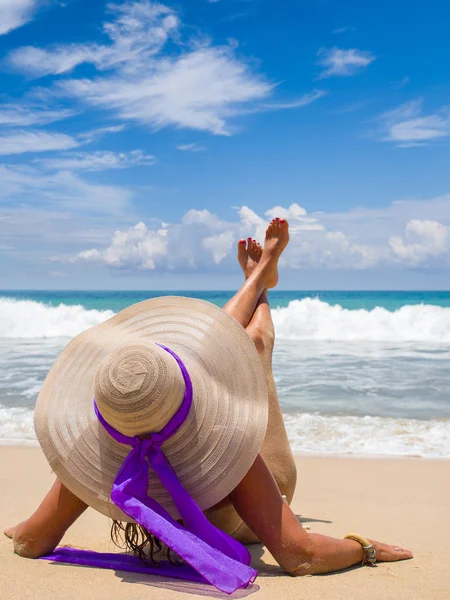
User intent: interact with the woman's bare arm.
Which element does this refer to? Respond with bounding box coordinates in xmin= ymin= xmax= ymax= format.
xmin=4 ymin=479 xmax=88 ymax=558
xmin=230 ymin=454 xmax=413 ymax=575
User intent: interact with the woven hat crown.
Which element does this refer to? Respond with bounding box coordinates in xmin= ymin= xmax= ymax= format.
xmin=94 ymin=342 xmax=185 ymax=437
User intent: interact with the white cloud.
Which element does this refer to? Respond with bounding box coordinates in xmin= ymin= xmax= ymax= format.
xmin=389 ymin=220 xmax=450 ymax=265
xmin=6 ymin=1 xmax=317 ymax=136
xmin=67 ymin=203 xmax=376 ymax=271
xmin=264 ymin=204 xmax=324 ymax=232
xmin=0 ymin=130 xmax=79 ymax=155
xmin=7 ymin=45 xmax=97 ymax=77
xmin=377 ymin=99 xmax=450 ymax=146
xmin=0 ymin=124 xmax=124 ymax=156
xmin=4 ymin=191 xmax=450 ymax=274
xmin=75 ymin=222 xmax=168 ymax=269
xmin=176 ymin=143 xmax=206 ymax=152
xmin=317 ymin=47 xmax=375 ymax=78
xmin=37 ymin=150 xmax=156 ymax=171
xmin=0 ymin=104 xmax=76 ymax=126
xmin=202 ymin=231 xmax=235 ymax=264
xmin=0 ymin=0 xmax=39 ymax=35
xmin=65 ymin=198 xmax=450 ymax=273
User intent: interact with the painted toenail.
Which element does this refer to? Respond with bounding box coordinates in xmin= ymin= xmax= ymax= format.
xmin=280 ymin=219 xmax=286 ymax=223
xmin=239 ymin=240 xmax=246 ymax=244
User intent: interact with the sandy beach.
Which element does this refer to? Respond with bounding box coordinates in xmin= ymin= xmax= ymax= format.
xmin=1 ymin=447 xmax=448 ymax=600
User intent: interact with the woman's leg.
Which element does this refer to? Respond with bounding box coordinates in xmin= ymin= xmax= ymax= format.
xmin=230 ymin=231 xmax=297 ymax=503
xmin=245 ymin=293 xmax=297 ymax=504
xmin=207 ymin=227 xmax=297 ymax=543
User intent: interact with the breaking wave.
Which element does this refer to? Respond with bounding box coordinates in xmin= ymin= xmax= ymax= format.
xmin=272 ymin=298 xmax=450 ymax=342
xmin=1 ymin=296 xmax=450 ymax=342
xmin=0 ymin=297 xmax=114 ymax=339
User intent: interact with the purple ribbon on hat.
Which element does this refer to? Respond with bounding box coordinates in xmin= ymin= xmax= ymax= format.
xmin=40 ymin=344 xmax=257 ymax=595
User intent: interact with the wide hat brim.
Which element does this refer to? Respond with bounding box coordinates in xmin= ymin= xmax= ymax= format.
xmin=34 ymin=296 xmax=268 ymax=521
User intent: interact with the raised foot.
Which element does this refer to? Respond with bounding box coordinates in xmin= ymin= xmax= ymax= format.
xmin=259 ymin=218 xmax=290 ymax=289
xmin=237 ymin=238 xmax=263 ymax=279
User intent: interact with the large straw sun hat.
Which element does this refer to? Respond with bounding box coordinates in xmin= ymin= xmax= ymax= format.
xmin=34 ymin=296 xmax=268 ymax=522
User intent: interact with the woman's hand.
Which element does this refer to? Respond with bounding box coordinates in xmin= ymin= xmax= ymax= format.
xmin=4 ymin=479 xmax=88 ymax=558
xmin=367 ymin=539 xmax=413 ymax=562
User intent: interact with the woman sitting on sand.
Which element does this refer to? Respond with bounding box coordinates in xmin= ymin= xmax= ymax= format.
xmin=5 ymin=219 xmax=412 ymax=594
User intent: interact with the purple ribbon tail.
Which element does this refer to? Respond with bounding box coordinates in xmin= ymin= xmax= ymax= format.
xmin=109 ymin=445 xmax=257 ymax=594
xmin=40 ymin=548 xmax=210 ymax=585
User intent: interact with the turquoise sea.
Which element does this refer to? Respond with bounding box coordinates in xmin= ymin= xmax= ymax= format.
xmin=3 ymin=289 xmax=450 ymax=312
xmin=1 ymin=290 xmax=450 ymax=458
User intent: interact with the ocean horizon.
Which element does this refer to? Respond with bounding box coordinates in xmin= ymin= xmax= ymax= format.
xmin=1 ymin=289 xmax=450 ymax=459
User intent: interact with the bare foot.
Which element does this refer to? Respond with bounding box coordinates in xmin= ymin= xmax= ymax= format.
xmin=257 ymin=218 xmax=290 ymax=289
xmin=237 ymin=237 xmax=262 ymax=279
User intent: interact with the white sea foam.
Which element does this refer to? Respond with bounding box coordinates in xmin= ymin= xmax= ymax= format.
xmin=2 ymin=296 xmax=450 ymax=342
xmin=0 ymin=297 xmax=114 ymax=339
xmin=272 ymin=298 xmax=450 ymax=342
xmin=284 ymin=413 xmax=450 ymax=458
xmin=0 ymin=407 xmax=37 ymax=445
xmin=1 ymin=404 xmax=448 ymax=457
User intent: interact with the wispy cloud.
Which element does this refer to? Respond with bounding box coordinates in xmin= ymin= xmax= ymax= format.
xmin=7 ymin=2 xmax=179 ymax=76
xmin=36 ymin=150 xmax=156 ymax=171
xmin=391 ymin=76 xmax=410 ymax=89
xmin=227 ymin=37 xmax=239 ymax=49
xmin=77 ymin=124 xmax=126 ymax=143
xmin=0 ymin=0 xmax=40 ymax=35
xmin=0 ymin=130 xmax=79 ymax=155
xmin=377 ymin=99 xmax=450 ymax=146
xmin=332 ymin=26 xmax=354 ymax=34
xmin=260 ymin=90 xmax=327 ymax=111
xmin=0 ymin=164 xmax=132 ymax=214
xmin=317 ymin=47 xmax=375 ymax=78
xmin=0 ymin=124 xmax=125 ymax=155
xmin=0 ymin=104 xmax=76 ymax=126
xmin=219 ymin=12 xmax=248 ymax=23
xmin=6 ymin=1 xmax=310 ymax=136
xmin=56 ymin=45 xmax=272 ymax=135
xmin=176 ymin=143 xmax=206 ymax=152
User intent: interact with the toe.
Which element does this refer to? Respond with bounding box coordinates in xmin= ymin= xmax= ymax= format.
xmin=237 ymin=239 xmax=247 ymax=258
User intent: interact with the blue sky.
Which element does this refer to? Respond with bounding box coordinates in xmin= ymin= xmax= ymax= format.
xmin=1 ymin=0 xmax=450 ymax=290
